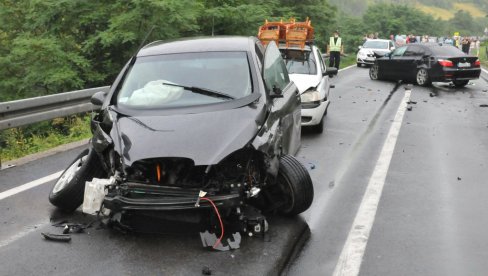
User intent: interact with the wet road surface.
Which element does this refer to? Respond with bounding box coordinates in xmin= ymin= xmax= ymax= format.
xmin=1 ymin=66 xmax=488 ymax=275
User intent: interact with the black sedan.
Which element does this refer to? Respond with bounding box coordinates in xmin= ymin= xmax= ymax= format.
xmin=369 ymin=43 xmax=481 ymax=87
xmin=48 ymin=37 xmax=314 ymax=248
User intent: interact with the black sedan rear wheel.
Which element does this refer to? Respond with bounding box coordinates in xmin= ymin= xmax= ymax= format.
xmin=416 ymin=68 xmax=431 ymax=86
xmin=49 ymin=148 xmax=105 ymax=212
xmin=453 ymin=80 xmax=469 ymax=88
xmin=369 ymin=64 xmax=381 ymax=80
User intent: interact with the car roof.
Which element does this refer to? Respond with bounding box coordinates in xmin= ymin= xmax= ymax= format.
xmin=365 ymin=39 xmax=391 ymax=42
xmin=138 ymin=36 xmax=257 ymax=56
xmin=278 ymin=44 xmax=313 ymax=52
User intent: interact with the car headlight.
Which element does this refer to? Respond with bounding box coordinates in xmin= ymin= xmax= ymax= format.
xmin=301 ymin=90 xmax=320 ymax=103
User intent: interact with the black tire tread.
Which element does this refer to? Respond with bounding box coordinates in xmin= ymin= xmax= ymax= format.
xmin=49 ymin=149 xmax=105 ymax=212
xmin=278 ymin=155 xmax=314 ymax=215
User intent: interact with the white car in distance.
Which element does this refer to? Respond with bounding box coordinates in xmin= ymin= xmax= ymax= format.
xmin=279 ymin=45 xmax=336 ymax=133
xmin=357 ymin=39 xmax=395 ymax=67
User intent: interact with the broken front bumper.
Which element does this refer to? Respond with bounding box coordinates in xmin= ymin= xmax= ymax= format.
xmin=103 ymin=183 xmax=242 ymax=212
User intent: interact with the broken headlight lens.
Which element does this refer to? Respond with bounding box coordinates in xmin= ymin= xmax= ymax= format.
xmin=300 ymin=90 xmax=320 ymax=103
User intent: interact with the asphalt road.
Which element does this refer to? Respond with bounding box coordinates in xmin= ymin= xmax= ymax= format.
xmin=1 ymin=66 xmax=488 ymax=275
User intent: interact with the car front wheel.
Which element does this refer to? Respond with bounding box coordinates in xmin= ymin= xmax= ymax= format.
xmin=369 ymin=64 xmax=381 ymax=80
xmin=453 ymin=80 xmax=469 ymax=88
xmin=416 ymin=68 xmax=431 ymax=86
xmin=275 ymin=155 xmax=314 ymax=216
xmin=49 ymin=148 xmax=105 ymax=212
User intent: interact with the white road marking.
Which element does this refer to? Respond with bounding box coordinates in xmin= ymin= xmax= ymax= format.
xmin=0 ymin=222 xmax=47 ymax=248
xmin=0 ymin=171 xmax=62 ymax=201
xmin=332 ymin=88 xmax=412 ymax=276
xmin=481 ymin=67 xmax=488 ymax=75
xmin=339 ymin=65 xmax=355 ymax=72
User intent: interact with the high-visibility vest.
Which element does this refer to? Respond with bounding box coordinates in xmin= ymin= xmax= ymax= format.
xmin=329 ymin=37 xmax=342 ymax=52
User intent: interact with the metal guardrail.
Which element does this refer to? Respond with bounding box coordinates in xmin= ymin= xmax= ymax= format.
xmin=0 ymin=86 xmax=110 ymax=168
xmin=0 ymin=86 xmax=110 ymax=131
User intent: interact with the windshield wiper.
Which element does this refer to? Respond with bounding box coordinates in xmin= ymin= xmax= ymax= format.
xmin=162 ymin=82 xmax=234 ymax=100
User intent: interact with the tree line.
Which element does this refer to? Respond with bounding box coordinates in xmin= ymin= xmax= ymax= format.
xmin=0 ymin=0 xmax=486 ymax=102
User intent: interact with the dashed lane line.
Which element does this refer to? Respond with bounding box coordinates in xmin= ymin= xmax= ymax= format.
xmin=0 ymin=171 xmax=62 ymax=201
xmin=332 ymin=88 xmax=412 ymax=276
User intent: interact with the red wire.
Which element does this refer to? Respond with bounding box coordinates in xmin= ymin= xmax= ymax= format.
xmin=200 ymin=197 xmax=224 ymax=249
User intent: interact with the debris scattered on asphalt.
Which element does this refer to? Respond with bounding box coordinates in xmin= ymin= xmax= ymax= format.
xmin=200 ymin=231 xmax=241 ymax=251
xmin=308 ymin=162 xmax=316 ymax=170
xmin=407 ymin=101 xmax=417 ymax=104
xmin=480 ymin=104 xmax=488 ymax=107
xmin=202 ymin=266 xmax=212 ymax=275
xmin=329 ymin=181 xmax=335 ymax=188
xmin=457 ymin=177 xmax=462 ymax=181
xmin=429 ymin=93 xmax=435 ymax=97
xmin=407 ymin=106 xmax=413 ymax=111
xmin=482 ymin=89 xmax=487 ymax=92
xmin=41 ymin=232 xmax=71 ymax=242
xmin=423 ymin=100 xmax=428 ymax=103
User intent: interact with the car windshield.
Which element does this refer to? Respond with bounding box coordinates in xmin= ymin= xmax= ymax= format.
xmin=429 ymin=45 xmax=466 ymax=56
xmin=116 ymin=52 xmax=252 ymax=109
xmin=281 ymin=50 xmax=317 ymax=75
xmin=363 ymin=40 xmax=389 ymax=49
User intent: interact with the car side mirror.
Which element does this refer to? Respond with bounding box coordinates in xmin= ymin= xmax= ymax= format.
xmin=324 ymin=67 xmax=338 ymax=76
xmin=270 ymin=85 xmax=284 ymax=98
xmin=91 ymin=91 xmax=106 ymax=106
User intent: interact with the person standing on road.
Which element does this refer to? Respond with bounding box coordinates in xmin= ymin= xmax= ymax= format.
xmin=461 ymin=37 xmax=470 ymax=54
xmin=327 ymin=30 xmax=343 ymax=70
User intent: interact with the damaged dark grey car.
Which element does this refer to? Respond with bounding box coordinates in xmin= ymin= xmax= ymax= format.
xmin=49 ymin=37 xmax=313 ymax=247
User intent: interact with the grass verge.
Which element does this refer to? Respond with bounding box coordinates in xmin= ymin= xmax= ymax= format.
xmin=0 ymin=114 xmax=92 ymax=162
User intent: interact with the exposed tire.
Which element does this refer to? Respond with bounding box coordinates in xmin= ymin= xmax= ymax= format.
xmin=369 ymin=63 xmax=381 ymax=80
xmin=276 ymin=155 xmax=314 ymax=216
xmin=416 ymin=68 xmax=431 ymax=86
xmin=49 ymin=148 xmax=105 ymax=212
xmin=453 ymin=80 xmax=469 ymax=88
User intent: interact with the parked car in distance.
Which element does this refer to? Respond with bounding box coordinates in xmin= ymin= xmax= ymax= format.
xmin=369 ymin=43 xmax=481 ymax=87
xmin=49 ymin=37 xmax=314 ymax=242
xmin=279 ymin=44 xmax=337 ymax=133
xmin=357 ymin=39 xmax=395 ymax=67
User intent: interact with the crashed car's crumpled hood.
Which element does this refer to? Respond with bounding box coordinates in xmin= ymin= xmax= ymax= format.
xmin=289 ymin=74 xmax=321 ymax=93
xmin=113 ymin=106 xmax=263 ymax=166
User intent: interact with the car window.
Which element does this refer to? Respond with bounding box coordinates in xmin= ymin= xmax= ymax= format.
xmin=429 ymin=45 xmax=465 ymax=56
xmin=316 ymin=48 xmax=326 ymax=73
xmin=391 ymin=46 xmax=407 ymax=57
xmin=263 ymin=42 xmax=290 ymax=92
xmin=280 ymin=49 xmax=317 ymax=75
xmin=363 ymin=40 xmax=389 ymax=49
xmin=404 ymin=45 xmax=425 ymax=57
xmin=116 ymin=51 xmax=252 ymax=109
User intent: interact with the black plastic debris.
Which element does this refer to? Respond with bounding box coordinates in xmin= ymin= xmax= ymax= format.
xmin=480 ymin=104 xmax=488 ymax=108
xmin=407 ymin=101 xmax=417 ymax=104
xmin=407 ymin=106 xmax=413 ymax=111
xmin=457 ymin=177 xmax=462 ymax=181
xmin=429 ymin=92 xmax=435 ymax=97
xmin=202 ymin=266 xmax=212 ymax=275
xmin=308 ymin=162 xmax=316 ymax=170
xmin=41 ymin=232 xmax=71 ymax=242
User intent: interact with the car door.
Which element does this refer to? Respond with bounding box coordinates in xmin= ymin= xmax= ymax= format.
xmin=385 ymin=46 xmax=407 ymax=79
xmin=315 ymin=47 xmax=330 ymax=100
xmin=262 ymin=42 xmax=301 ymax=156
